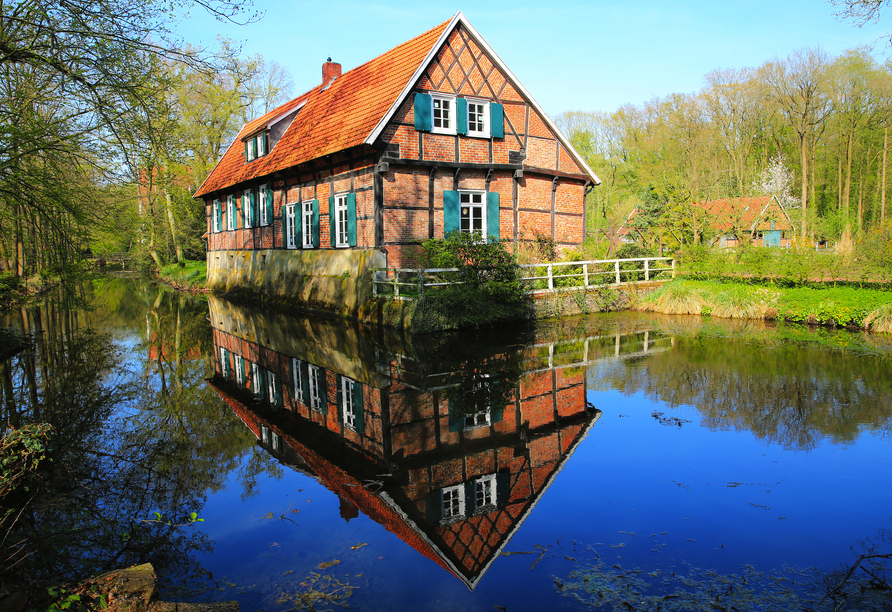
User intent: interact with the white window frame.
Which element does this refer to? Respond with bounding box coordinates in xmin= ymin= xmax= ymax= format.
xmin=474 ymin=474 xmax=497 ymax=511
xmin=284 ymin=203 xmax=298 ymax=249
xmin=268 ymin=371 xmax=280 ymax=407
xmin=334 ymin=193 xmax=349 ymax=248
xmin=466 ymin=98 xmax=490 ymax=138
xmin=431 ymin=94 xmax=455 ymax=135
xmin=308 ymin=364 xmax=324 ymax=412
xmin=212 ymin=199 xmax=221 ymax=232
xmin=292 ymin=357 xmax=302 ymax=395
xmin=464 ymin=409 xmax=491 ymax=430
xmin=243 ymin=189 xmax=253 ymax=229
xmin=458 ymin=190 xmax=486 ymax=238
xmin=251 ymin=362 xmax=262 ymax=398
xmin=247 ymin=138 xmax=256 ymax=161
xmin=219 ymin=347 xmax=230 ymax=378
xmin=256 ymin=133 xmax=266 ymax=157
xmin=342 ymin=377 xmax=356 ymax=430
xmin=226 ymin=195 xmax=235 ymax=230
xmin=234 ymin=355 xmax=244 ymax=386
xmin=259 ymin=184 xmax=269 ymax=226
xmin=302 ymin=200 xmax=315 ymax=249
xmin=441 ymin=484 xmax=465 ymax=522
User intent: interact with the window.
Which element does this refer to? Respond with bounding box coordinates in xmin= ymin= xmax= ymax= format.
xmin=259 ymin=184 xmax=269 ymax=225
xmin=333 ymin=194 xmax=349 ymax=248
xmin=459 ymin=191 xmax=485 ymax=237
xmin=308 ymin=364 xmax=324 ymax=412
xmin=441 ymin=485 xmax=465 ymax=521
xmin=234 ymin=355 xmax=244 ymax=386
xmin=432 ymin=94 xmax=453 ymax=134
xmin=284 ymin=204 xmax=298 ymax=249
xmin=267 ymin=371 xmax=280 ymax=408
xmin=303 ymin=201 xmax=315 ymax=249
xmin=464 ymin=410 xmax=490 ymax=430
xmin=341 ymin=377 xmax=356 ymax=430
xmin=474 ymin=474 xmax=497 ymax=510
xmin=466 ymin=99 xmax=490 ymax=137
xmin=219 ymin=348 xmax=230 ymax=378
xmin=244 ymin=132 xmax=269 ymax=162
xmin=251 ymin=362 xmax=263 ymax=398
xmin=226 ymin=195 xmax=235 ymax=230
xmin=211 ymin=199 xmax=221 ymax=232
xmin=292 ymin=357 xmax=302 ymax=397
xmin=256 ymin=133 xmax=266 ymax=157
xmin=243 ymin=189 xmax=253 ymax=228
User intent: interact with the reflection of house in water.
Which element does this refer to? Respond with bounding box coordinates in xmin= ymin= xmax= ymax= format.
xmin=206 ymin=300 xmax=671 ymax=588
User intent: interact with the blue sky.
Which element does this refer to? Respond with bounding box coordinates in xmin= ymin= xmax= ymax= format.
xmin=179 ymin=0 xmax=891 ymax=117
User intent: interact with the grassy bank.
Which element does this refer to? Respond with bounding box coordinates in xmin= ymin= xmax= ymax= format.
xmin=641 ymin=278 xmax=892 ymax=332
xmin=158 ymin=259 xmax=208 ymax=291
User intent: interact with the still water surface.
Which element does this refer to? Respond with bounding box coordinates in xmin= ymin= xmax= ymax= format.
xmin=2 ymin=278 xmax=890 ymax=611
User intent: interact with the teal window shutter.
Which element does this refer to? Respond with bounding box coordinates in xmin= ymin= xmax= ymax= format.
xmin=444 ymin=191 xmax=460 ymax=235
xmin=251 ymin=189 xmax=258 ymax=227
xmin=336 ymin=375 xmax=343 ymax=422
xmin=448 ymin=401 xmax=463 ymax=432
xmin=265 ymin=186 xmax=273 ymax=226
xmin=486 ymin=191 xmax=500 ymax=242
xmin=491 ymin=103 xmax=504 ymax=138
xmin=244 ymin=140 xmax=248 ymax=161
xmin=414 ymin=93 xmax=432 ymax=131
xmin=300 ymin=361 xmax=310 ymax=406
xmin=465 ymin=481 xmax=477 ymax=513
xmin=425 ymin=491 xmax=442 ymax=526
xmin=497 ymin=472 xmax=510 ymax=506
xmin=329 ymin=196 xmax=336 ymax=247
xmin=354 ymin=383 xmax=364 ymax=435
xmin=347 ymin=193 xmax=357 ymax=246
xmin=456 ymin=98 xmax=468 ymax=135
xmin=312 ymin=200 xmax=320 ymax=248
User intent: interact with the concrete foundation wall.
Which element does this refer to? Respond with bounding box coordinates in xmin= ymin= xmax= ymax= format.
xmin=207 ymin=248 xmax=386 ymax=318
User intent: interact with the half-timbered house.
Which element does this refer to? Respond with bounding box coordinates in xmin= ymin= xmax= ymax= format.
xmin=196 ymin=12 xmax=600 ymax=313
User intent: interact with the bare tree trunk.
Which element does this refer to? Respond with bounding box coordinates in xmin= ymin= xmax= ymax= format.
xmin=883 ymin=125 xmax=888 ymax=223
xmin=844 ymin=130 xmax=854 ymax=220
xmin=800 ymin=134 xmax=809 ymax=239
xmin=165 ymin=189 xmax=184 ymax=266
xmin=14 ymin=200 xmax=25 ymax=277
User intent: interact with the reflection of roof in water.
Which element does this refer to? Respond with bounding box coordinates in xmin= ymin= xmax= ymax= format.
xmin=208 ymin=379 xmax=601 ymax=590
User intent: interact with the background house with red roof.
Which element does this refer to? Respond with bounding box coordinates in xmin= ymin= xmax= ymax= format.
xmin=617 ymin=195 xmax=793 ymax=249
xmin=196 ymin=12 xmax=599 ymax=316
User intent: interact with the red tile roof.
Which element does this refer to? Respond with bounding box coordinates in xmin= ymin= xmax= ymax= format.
xmin=195 ymin=18 xmax=452 ymax=197
xmin=618 ymin=196 xmax=792 ymax=235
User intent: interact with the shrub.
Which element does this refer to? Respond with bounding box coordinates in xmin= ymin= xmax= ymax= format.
xmin=415 ymin=231 xmax=528 ymax=330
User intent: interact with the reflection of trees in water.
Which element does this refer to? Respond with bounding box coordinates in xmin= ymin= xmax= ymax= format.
xmin=0 ymin=281 xmax=271 ymax=598
xmin=601 ymin=333 xmax=892 ymax=450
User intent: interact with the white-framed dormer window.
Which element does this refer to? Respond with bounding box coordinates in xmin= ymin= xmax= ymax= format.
xmin=473 ymin=474 xmax=497 ymax=511
xmin=284 ymin=204 xmax=298 ymax=249
xmin=459 ymin=190 xmax=486 ymax=237
xmin=308 ymin=364 xmax=324 ymax=412
xmin=247 ymin=138 xmax=256 ymax=161
xmin=334 ymin=194 xmax=349 ymax=248
xmin=302 ymin=200 xmax=315 ymax=249
xmin=251 ymin=362 xmax=263 ymax=398
xmin=259 ymin=183 xmax=269 ymax=225
xmin=441 ymin=484 xmax=465 ymax=521
xmin=341 ymin=376 xmax=356 ymax=430
xmin=464 ymin=410 xmax=491 ymax=430
xmin=256 ymin=133 xmax=266 ymax=157
xmin=267 ymin=371 xmax=280 ymax=407
xmin=212 ymin=199 xmax=221 ymax=232
xmin=226 ymin=194 xmax=235 ymax=230
xmin=219 ymin=347 xmax=230 ymax=378
xmin=467 ymin=99 xmax=490 ymax=138
xmin=292 ymin=357 xmax=302 ymax=394
xmin=243 ymin=189 xmax=252 ymax=228
xmin=432 ymin=94 xmax=454 ymax=134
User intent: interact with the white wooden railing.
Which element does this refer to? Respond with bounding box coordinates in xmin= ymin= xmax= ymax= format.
xmin=371 ymin=257 xmax=675 ymax=301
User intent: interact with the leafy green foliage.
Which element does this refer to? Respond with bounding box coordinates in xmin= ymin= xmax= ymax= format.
xmin=414 ymin=231 xmax=529 ymax=330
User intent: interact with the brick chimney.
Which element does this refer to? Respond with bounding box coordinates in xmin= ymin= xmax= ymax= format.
xmin=322 ymin=59 xmax=341 ymax=88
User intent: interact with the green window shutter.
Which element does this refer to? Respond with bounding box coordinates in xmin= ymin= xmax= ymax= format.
xmin=448 ymin=401 xmax=463 ymax=432
xmin=491 ymin=403 xmax=504 ymax=424
xmin=319 ymin=371 xmax=329 ymax=416
xmin=274 ymin=373 xmax=283 ymax=408
xmin=250 ymin=190 xmax=258 ymax=227
xmin=496 ymin=472 xmax=510 ymax=506
xmin=300 ymin=361 xmax=310 ymax=406
xmin=456 ymin=98 xmax=468 ymax=135
xmin=336 ymin=374 xmax=343 ymax=422
xmin=244 ymin=140 xmax=248 ymax=161
xmin=215 ymin=202 xmax=222 ymax=233
xmin=258 ymin=369 xmax=267 ymax=401
xmin=486 ymin=191 xmax=500 ymax=242
xmin=465 ymin=481 xmax=477 ymax=514
xmin=265 ymin=186 xmax=273 ymax=226
xmin=354 ymin=382 xmax=364 ymax=435
xmin=329 ymin=196 xmax=336 ymax=248
xmin=444 ymin=191 xmax=460 ymax=235
xmin=414 ymin=93 xmax=432 ymax=131
xmin=347 ymin=193 xmax=357 ymax=247
xmin=312 ymin=200 xmax=320 ymax=248
xmin=425 ymin=490 xmax=442 ymax=526
xmin=491 ymin=103 xmax=504 ymax=138
xmin=264 ymin=132 xmax=270 ymax=154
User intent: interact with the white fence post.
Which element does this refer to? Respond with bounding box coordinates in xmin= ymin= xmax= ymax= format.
xmin=615 ymin=260 xmax=621 ymax=284
xmin=644 ymin=259 xmax=650 ymax=281
xmin=548 ymin=264 xmax=554 ymax=291
xmin=583 ymin=263 xmax=589 ymax=288
xmin=394 ymin=270 xmax=399 ymax=299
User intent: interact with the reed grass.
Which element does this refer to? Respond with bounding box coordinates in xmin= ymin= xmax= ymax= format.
xmin=864 ymin=303 xmax=892 ymax=333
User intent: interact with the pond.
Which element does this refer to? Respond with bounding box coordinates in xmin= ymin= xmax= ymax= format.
xmin=2 ymin=278 xmax=891 ymax=611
